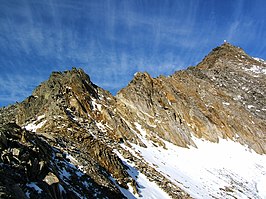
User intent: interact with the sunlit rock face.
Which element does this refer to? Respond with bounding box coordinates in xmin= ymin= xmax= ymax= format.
xmin=117 ymin=43 xmax=266 ymax=154
xmin=0 ymin=43 xmax=265 ymax=199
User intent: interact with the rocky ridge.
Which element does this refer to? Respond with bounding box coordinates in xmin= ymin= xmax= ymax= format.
xmin=0 ymin=43 xmax=265 ymax=198
xmin=117 ymin=42 xmax=266 ymax=154
xmin=0 ymin=123 xmax=124 ymax=198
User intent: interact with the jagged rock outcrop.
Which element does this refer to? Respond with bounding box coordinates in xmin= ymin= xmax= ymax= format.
xmin=2 ymin=68 xmax=184 ymax=198
xmin=0 ymin=43 xmax=265 ymax=198
xmin=0 ymin=123 xmax=124 ymax=198
xmin=116 ymin=43 xmax=266 ymax=154
xmin=14 ymin=68 xmax=134 ymax=191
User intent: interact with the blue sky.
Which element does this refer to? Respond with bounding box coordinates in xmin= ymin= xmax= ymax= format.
xmin=1 ymin=0 xmax=266 ymax=107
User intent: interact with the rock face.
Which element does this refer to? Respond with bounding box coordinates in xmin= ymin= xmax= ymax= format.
xmin=117 ymin=43 xmax=266 ymax=154
xmin=0 ymin=123 xmax=124 ymax=199
xmin=0 ymin=43 xmax=265 ymax=198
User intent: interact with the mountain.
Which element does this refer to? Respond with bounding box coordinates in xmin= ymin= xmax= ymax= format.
xmin=0 ymin=43 xmax=265 ymax=199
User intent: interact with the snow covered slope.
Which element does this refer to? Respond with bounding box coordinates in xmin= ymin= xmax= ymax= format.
xmin=124 ymin=123 xmax=266 ymax=199
xmin=113 ymin=151 xmax=172 ymax=199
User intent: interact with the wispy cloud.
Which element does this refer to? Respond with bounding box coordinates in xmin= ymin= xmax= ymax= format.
xmin=1 ymin=0 xmax=266 ymax=106
xmin=0 ymin=74 xmax=44 ymax=106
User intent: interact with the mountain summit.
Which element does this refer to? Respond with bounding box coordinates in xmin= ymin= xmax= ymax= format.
xmin=1 ymin=43 xmax=266 ymax=199
xmin=117 ymin=43 xmax=266 ymax=154
xmin=197 ymin=42 xmax=248 ymax=70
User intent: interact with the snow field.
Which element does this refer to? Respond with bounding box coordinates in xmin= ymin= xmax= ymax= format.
xmin=129 ymin=123 xmax=266 ymax=199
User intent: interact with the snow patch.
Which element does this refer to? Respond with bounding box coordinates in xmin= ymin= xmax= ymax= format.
xmin=25 ymin=191 xmax=30 ymax=198
xmin=24 ymin=115 xmax=47 ymax=132
xmin=253 ymin=57 xmax=266 ymax=64
xmin=134 ymin=122 xmax=146 ymax=137
xmin=95 ymin=122 xmax=107 ymax=132
xmin=37 ymin=114 xmax=45 ymax=120
xmin=257 ymin=177 xmax=266 ymax=199
xmin=222 ymin=102 xmax=230 ymax=106
xmin=114 ymin=150 xmax=171 ymax=199
xmin=66 ymin=154 xmax=79 ymax=165
xmin=247 ymin=105 xmax=255 ymax=109
xmin=233 ymin=95 xmax=242 ymax=101
xmin=59 ymin=168 xmax=71 ymax=179
xmin=58 ymin=184 xmax=66 ymax=194
xmin=91 ymin=98 xmax=102 ymax=111
xmin=128 ymin=124 xmax=266 ymax=199
xmin=243 ymin=65 xmax=266 ymax=75
xmin=26 ymin=182 xmax=43 ymax=194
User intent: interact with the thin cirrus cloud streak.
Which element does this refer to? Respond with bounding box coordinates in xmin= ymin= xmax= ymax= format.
xmin=0 ymin=74 xmax=39 ymax=104
xmin=0 ymin=0 xmax=266 ymax=107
